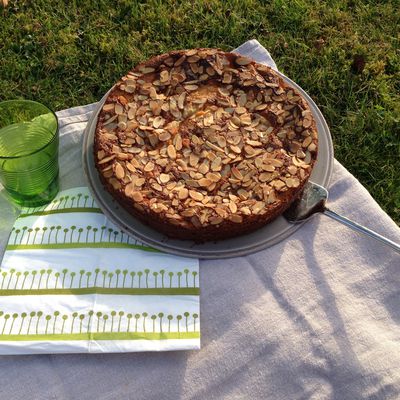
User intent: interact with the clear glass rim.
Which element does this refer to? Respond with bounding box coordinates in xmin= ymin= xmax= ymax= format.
xmin=0 ymin=99 xmax=59 ymax=160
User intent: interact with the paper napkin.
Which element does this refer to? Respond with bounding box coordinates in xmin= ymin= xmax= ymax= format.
xmin=0 ymin=187 xmax=200 ymax=354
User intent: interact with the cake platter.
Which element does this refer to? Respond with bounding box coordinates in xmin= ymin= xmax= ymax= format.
xmin=83 ymin=71 xmax=333 ymax=259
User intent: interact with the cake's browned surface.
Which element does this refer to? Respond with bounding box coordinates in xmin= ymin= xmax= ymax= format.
xmin=94 ymin=48 xmax=318 ymax=241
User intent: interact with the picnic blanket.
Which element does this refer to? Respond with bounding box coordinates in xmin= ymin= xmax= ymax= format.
xmin=0 ymin=40 xmax=399 ymax=400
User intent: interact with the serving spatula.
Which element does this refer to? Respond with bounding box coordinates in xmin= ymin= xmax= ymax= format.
xmin=284 ymin=181 xmax=400 ymax=254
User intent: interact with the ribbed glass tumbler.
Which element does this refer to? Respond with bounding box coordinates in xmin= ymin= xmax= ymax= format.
xmin=0 ymin=100 xmax=59 ymax=207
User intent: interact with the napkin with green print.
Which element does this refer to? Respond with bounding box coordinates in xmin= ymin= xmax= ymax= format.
xmin=0 ymin=187 xmax=200 ymax=354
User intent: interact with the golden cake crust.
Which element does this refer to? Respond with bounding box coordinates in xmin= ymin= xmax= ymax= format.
xmin=94 ymin=48 xmax=318 ymax=241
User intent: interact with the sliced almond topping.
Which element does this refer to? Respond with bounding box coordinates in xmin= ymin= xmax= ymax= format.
xmin=198 ymin=178 xmax=212 ymax=187
xmin=231 ymin=167 xmax=243 ymax=180
xmin=262 ymin=164 xmax=275 ymax=172
xmin=153 ymin=116 xmax=165 ymax=129
xmin=185 ymin=49 xmax=198 ymax=56
xmin=229 ymin=201 xmax=238 ymax=213
xmin=229 ymin=214 xmax=243 ymax=223
xmin=185 ymin=84 xmax=199 ymax=91
xmin=199 ymin=162 xmax=210 ymax=175
xmin=124 ymin=183 xmax=135 ymax=197
xmin=98 ymin=155 xmax=116 ymax=165
xmin=236 ymin=56 xmax=252 ymax=66
xmin=252 ymin=201 xmax=265 ymax=214
xmin=115 ymin=104 xmax=124 ymax=115
xmin=189 ymin=153 xmax=200 ymax=167
xmin=114 ymin=163 xmax=125 ymax=179
xmin=189 ymin=190 xmax=204 ymax=201
xmin=144 ymin=161 xmax=155 ymax=172
xmin=207 ymin=172 xmax=221 ymax=182
xmin=134 ymin=178 xmax=146 ymax=187
xmin=178 ymin=187 xmax=189 ymax=200
xmin=160 ymin=173 xmax=170 ymax=183
xmin=210 ymin=216 xmax=224 ymax=225
xmin=103 ymin=103 xmax=115 ymax=112
xmin=167 ymin=144 xmax=177 ymax=159
xmin=158 ymin=131 xmax=171 ymax=141
xmin=211 ymin=156 xmax=222 ymax=171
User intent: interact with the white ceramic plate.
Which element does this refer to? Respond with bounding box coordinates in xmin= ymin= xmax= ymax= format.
xmin=83 ymin=72 xmax=334 ymax=259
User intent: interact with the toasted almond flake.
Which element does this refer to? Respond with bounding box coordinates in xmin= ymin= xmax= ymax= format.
xmin=116 ymin=152 xmax=130 ymax=161
xmin=103 ymin=104 xmax=115 ymax=112
xmin=135 ymin=178 xmax=146 ymax=187
xmin=185 ymin=84 xmax=199 ymax=91
xmin=210 ymin=216 xmax=223 ymax=225
xmin=252 ymin=201 xmax=265 ymax=214
xmin=118 ymin=121 xmax=127 ymax=130
xmin=189 ymin=190 xmax=204 ymax=201
xmin=124 ymin=183 xmax=135 ymax=197
xmin=144 ymin=162 xmax=155 ymax=172
xmin=286 ymin=177 xmax=294 ymax=188
xmin=158 ymin=131 xmax=171 ymax=141
xmin=130 ymin=158 xmax=140 ymax=168
xmin=152 ymin=183 xmax=163 ymax=192
xmin=304 ymin=151 xmax=312 ymax=164
xmin=177 ymin=92 xmax=186 ymax=110
xmin=230 ymin=145 xmax=242 ymax=154
xmin=292 ymin=177 xmax=300 ymax=187
xmin=98 ymin=155 xmax=116 ymax=165
xmin=139 ymin=66 xmax=155 ymax=74
xmin=198 ymin=162 xmax=209 ymax=175
xmin=166 ymin=144 xmax=176 ymax=159
xmin=206 ymin=141 xmax=225 ymax=154
xmin=303 ymin=118 xmax=312 ymax=128
xmin=236 ymin=56 xmax=252 ymax=66
xmin=185 ymin=49 xmax=198 ymax=56
xmin=181 ymin=209 xmax=195 ymax=217
xmin=255 ymin=104 xmax=268 ymax=111
xmin=262 ymin=164 xmax=275 ymax=172
xmin=288 ymin=165 xmax=297 ymax=175
xmin=131 ymin=191 xmax=144 ymax=202
xmin=160 ymin=173 xmax=170 ymax=183
xmin=198 ymin=178 xmax=212 ymax=187
xmin=237 ymin=189 xmax=249 ymax=200
xmin=178 ymin=187 xmax=189 ymax=200
xmin=160 ymin=70 xmax=169 ymax=83
xmin=153 ymin=116 xmax=165 ymax=129
xmin=259 ymin=172 xmax=272 ymax=182
xmin=308 ymin=142 xmax=317 ymax=152
xmin=115 ymin=104 xmax=124 ymax=115
xmin=97 ymin=150 xmax=105 ymax=160
xmin=231 ymin=167 xmax=243 ymax=180
xmin=244 ymin=145 xmax=255 ymax=156
xmin=302 ymin=136 xmax=312 ymax=147
xmin=229 ymin=202 xmax=238 ymax=213
xmin=189 ymin=153 xmax=200 ymax=167
xmin=229 ymin=214 xmax=243 ymax=223
xmin=273 ymin=180 xmax=286 ymax=190
xmin=211 ymin=156 xmax=222 ymax=171
xmin=174 ymin=55 xmax=186 ymax=66
xmin=187 ymin=55 xmax=200 ymax=63
xmin=103 ymin=115 xmax=118 ymax=126
xmin=207 ymin=172 xmax=221 ymax=182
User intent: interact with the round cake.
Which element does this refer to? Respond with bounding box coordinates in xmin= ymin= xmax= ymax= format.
xmin=94 ymin=48 xmax=318 ymax=241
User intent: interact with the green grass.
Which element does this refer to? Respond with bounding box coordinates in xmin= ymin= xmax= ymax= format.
xmin=1 ymin=0 xmax=399 ymax=224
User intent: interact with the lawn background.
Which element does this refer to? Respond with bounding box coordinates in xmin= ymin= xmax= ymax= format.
xmin=1 ymin=0 xmax=399 ymax=224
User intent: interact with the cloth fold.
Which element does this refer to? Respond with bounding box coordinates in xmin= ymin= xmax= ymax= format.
xmin=0 ymin=39 xmax=399 ymax=399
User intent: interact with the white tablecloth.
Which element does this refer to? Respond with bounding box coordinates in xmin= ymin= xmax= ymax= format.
xmin=0 ymin=40 xmax=399 ymax=400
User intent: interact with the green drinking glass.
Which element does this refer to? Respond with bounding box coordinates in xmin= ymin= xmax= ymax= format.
xmin=0 ymin=100 xmax=59 ymax=207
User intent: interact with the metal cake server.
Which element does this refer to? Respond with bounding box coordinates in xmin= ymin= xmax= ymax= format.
xmin=284 ymin=181 xmax=400 ymax=254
